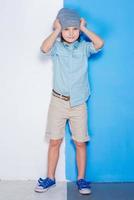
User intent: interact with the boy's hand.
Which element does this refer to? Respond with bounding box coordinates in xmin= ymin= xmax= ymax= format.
xmin=80 ymin=17 xmax=104 ymax=49
xmin=53 ymin=19 xmax=62 ymax=32
xmin=80 ymin=18 xmax=87 ymax=32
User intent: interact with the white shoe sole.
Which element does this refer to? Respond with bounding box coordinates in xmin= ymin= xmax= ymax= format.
xmin=34 ymin=184 xmax=56 ymax=193
xmin=79 ymin=188 xmax=92 ymax=195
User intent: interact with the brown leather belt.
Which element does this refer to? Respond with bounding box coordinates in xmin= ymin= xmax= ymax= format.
xmin=52 ymin=89 xmax=70 ymax=101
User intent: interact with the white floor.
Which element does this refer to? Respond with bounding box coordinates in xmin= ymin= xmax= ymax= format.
xmin=0 ymin=181 xmax=67 ymax=200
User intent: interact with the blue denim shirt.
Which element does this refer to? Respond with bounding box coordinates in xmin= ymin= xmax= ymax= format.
xmin=42 ymin=39 xmax=102 ymax=107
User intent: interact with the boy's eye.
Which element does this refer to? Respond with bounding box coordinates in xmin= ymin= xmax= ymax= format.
xmin=73 ymin=28 xmax=78 ymax=30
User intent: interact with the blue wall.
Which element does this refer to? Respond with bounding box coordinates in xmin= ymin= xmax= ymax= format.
xmin=65 ymin=0 xmax=134 ymax=182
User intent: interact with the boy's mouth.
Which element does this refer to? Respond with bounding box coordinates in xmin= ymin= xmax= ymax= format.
xmin=67 ymin=37 xmax=75 ymax=40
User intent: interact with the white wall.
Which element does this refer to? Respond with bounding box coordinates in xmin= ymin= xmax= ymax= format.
xmin=0 ymin=0 xmax=65 ymax=180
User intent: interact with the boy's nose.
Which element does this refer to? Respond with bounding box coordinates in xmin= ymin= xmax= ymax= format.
xmin=69 ymin=30 xmax=73 ymax=36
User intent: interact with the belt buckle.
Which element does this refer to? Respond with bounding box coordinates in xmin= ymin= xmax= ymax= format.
xmin=60 ymin=94 xmax=68 ymax=101
xmin=63 ymin=96 xmax=69 ymax=101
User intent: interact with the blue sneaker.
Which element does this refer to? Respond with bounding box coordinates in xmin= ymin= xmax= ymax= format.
xmin=34 ymin=177 xmax=56 ymax=192
xmin=76 ymin=179 xmax=91 ymax=194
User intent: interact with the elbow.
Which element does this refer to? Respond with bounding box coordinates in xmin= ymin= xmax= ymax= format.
xmin=40 ymin=46 xmax=47 ymax=53
xmin=99 ymin=39 xmax=105 ymax=48
xmin=94 ymin=40 xmax=104 ymax=50
xmin=94 ymin=40 xmax=105 ymax=50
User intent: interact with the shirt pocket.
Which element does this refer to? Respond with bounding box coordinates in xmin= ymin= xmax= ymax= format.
xmin=55 ymin=51 xmax=69 ymax=58
xmin=72 ymin=51 xmax=86 ymax=58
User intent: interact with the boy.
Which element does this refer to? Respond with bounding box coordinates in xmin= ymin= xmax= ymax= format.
xmin=35 ymin=8 xmax=104 ymax=195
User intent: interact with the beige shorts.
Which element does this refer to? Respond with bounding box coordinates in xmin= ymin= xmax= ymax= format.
xmin=45 ymin=94 xmax=90 ymax=142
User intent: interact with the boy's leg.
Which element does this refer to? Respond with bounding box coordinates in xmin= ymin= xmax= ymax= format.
xmin=45 ymin=95 xmax=68 ymax=179
xmin=74 ymin=140 xmax=86 ymax=180
xmin=68 ymin=102 xmax=89 ymax=179
xmin=68 ymin=103 xmax=91 ymax=194
xmin=47 ymin=138 xmax=63 ymax=179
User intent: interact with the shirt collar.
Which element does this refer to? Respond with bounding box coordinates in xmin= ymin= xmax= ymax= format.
xmin=62 ymin=40 xmax=79 ymax=49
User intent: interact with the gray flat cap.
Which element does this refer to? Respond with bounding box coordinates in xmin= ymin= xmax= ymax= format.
xmin=56 ymin=8 xmax=80 ymax=29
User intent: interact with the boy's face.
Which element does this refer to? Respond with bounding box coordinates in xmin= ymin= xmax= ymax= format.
xmin=61 ymin=27 xmax=80 ymax=44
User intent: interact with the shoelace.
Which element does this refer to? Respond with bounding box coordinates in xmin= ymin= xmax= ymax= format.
xmin=38 ymin=178 xmax=54 ymax=187
xmin=77 ymin=179 xmax=91 ymax=189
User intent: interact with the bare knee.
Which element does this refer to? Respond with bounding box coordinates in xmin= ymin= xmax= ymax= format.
xmin=74 ymin=141 xmax=86 ymax=149
xmin=49 ymin=139 xmax=63 ymax=148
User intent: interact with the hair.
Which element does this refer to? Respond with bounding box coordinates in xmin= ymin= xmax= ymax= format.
xmin=60 ymin=32 xmax=81 ymax=43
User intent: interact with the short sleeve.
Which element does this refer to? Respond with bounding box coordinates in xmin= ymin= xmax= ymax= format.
xmin=85 ymin=41 xmax=103 ymax=57
xmin=40 ymin=40 xmax=59 ymax=56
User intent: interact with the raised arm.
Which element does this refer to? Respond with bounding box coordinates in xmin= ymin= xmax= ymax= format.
xmin=80 ymin=18 xmax=104 ymax=50
xmin=40 ymin=19 xmax=62 ymax=53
